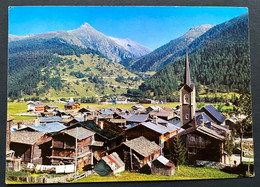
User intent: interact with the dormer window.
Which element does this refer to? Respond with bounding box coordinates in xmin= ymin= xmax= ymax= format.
xmin=184 ymin=94 xmax=189 ymax=104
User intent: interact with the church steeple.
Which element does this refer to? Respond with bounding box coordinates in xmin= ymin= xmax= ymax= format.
xmin=184 ymin=40 xmax=191 ymax=86
xmin=180 ymin=41 xmax=196 ymax=127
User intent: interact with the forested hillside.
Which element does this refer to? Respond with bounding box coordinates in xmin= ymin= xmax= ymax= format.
xmin=121 ymin=24 xmax=212 ymax=72
xmin=139 ymin=13 xmax=249 ymax=98
xmin=8 ymin=38 xmax=141 ymax=99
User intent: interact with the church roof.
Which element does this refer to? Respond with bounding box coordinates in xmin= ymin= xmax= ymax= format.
xmin=202 ymin=105 xmax=227 ymax=124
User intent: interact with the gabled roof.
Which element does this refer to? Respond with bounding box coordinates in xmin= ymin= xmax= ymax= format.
xmin=147 ymin=106 xmax=162 ymax=111
xmin=60 ymin=126 xmax=95 ymax=141
xmin=138 ymin=121 xmax=183 ymax=135
xmin=202 ymin=105 xmax=226 ymax=123
xmin=126 ymin=114 xmax=149 ymax=123
xmin=99 ymin=109 xmax=114 ymax=115
xmin=123 ymin=136 xmax=160 ymax=158
xmin=11 ymin=131 xmax=45 ymax=145
xmin=23 ymin=122 xmax=66 ymax=132
xmin=38 ymin=116 xmax=62 ymax=123
xmin=154 ymin=155 xmax=175 ymax=167
xmin=80 ymin=120 xmax=123 ymax=140
xmin=149 ymin=110 xmax=174 ymax=117
xmin=27 ymin=101 xmax=44 ymax=106
xmin=64 ymin=102 xmax=80 ymax=106
xmin=45 ymin=105 xmax=58 ymax=108
xmin=196 ymin=112 xmax=214 ymax=126
xmin=102 ymin=152 xmax=125 ymax=170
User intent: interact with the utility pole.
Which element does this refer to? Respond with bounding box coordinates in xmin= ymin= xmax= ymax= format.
xmin=130 ymin=148 xmax=133 ymax=171
xmin=74 ymin=127 xmax=78 ymax=176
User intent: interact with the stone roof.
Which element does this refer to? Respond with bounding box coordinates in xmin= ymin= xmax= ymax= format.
xmin=11 ymin=131 xmax=45 ymax=145
xmin=60 ymin=126 xmax=95 ymax=141
xmin=123 ymin=136 xmax=160 ymax=158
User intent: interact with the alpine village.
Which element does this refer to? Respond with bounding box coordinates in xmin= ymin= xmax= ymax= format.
xmin=6 ymin=12 xmax=254 ymax=183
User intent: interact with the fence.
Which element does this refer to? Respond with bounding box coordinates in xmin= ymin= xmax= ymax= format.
xmin=6 ymin=170 xmax=94 ymax=184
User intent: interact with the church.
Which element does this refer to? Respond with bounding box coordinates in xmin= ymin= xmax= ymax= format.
xmin=177 ymin=43 xmax=231 ymax=164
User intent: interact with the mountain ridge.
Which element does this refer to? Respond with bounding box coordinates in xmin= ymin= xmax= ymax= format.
xmin=8 ymin=22 xmax=152 ymax=62
xmin=122 ymin=24 xmax=213 ymax=72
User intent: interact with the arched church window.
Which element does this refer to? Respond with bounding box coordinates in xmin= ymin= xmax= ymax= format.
xmin=184 ymin=94 xmax=189 ymax=104
xmin=185 ymin=114 xmax=189 ymax=120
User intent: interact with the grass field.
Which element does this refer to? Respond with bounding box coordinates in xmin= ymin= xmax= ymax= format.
xmin=7 ymin=102 xmax=234 ymax=121
xmin=7 ymin=102 xmax=181 ymax=120
xmin=76 ymin=166 xmax=239 ymax=183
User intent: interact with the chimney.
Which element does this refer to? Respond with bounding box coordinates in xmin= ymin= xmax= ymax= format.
xmin=100 ymin=121 xmax=104 ymax=129
xmin=95 ymin=117 xmax=98 ymax=125
xmin=17 ymin=121 xmax=23 ymax=129
xmin=200 ymin=119 xmax=204 ymax=127
xmin=83 ymin=114 xmax=87 ymax=121
xmin=193 ymin=116 xmax=196 ymax=128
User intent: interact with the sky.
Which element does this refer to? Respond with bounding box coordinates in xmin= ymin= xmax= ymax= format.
xmin=9 ymin=6 xmax=248 ymax=50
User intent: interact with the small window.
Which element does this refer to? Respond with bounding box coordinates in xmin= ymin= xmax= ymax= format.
xmin=190 ymin=135 xmax=196 ymax=142
xmin=185 ymin=114 xmax=189 ymax=120
xmin=184 ymin=94 xmax=189 ymax=104
xmin=198 ymin=136 xmax=204 ymax=143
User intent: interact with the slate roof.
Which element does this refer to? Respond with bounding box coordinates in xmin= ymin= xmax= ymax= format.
xmin=120 ymin=114 xmax=134 ymax=120
xmin=64 ymin=102 xmax=79 ymax=106
xmin=149 ymin=110 xmax=174 ymax=117
xmin=126 ymin=114 xmax=149 ymax=123
xmin=27 ymin=122 xmax=67 ymax=132
xmin=80 ymin=120 xmax=123 ymax=140
xmin=60 ymin=126 xmax=95 ymax=141
xmin=196 ymin=112 xmax=215 ymax=126
xmin=123 ymin=136 xmax=160 ymax=158
xmin=38 ymin=116 xmax=62 ymax=123
xmin=99 ymin=109 xmax=115 ymax=115
xmin=45 ymin=105 xmax=58 ymax=108
xmin=202 ymin=105 xmax=226 ymax=123
xmin=11 ymin=131 xmax=45 ymax=145
xmin=139 ymin=122 xmax=183 ymax=135
xmin=27 ymin=101 xmax=44 ymax=106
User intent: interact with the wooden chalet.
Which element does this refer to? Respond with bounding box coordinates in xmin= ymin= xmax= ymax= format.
xmin=151 ymin=155 xmax=175 ymax=176
xmin=64 ymin=102 xmax=80 ymax=110
xmin=27 ymin=101 xmax=44 ymax=112
xmin=108 ymin=136 xmax=161 ymax=170
xmin=10 ymin=131 xmax=50 ymax=164
xmin=116 ymin=97 xmax=128 ymax=104
xmin=60 ymin=117 xmax=79 ymax=126
xmin=6 ymin=116 xmax=14 ymax=151
xmin=94 ymin=152 xmax=125 ymax=176
xmin=120 ymin=114 xmax=149 ymax=125
xmin=39 ymin=124 xmax=95 ymax=171
xmin=44 ymin=105 xmax=59 ymax=112
xmin=146 ymin=106 xmax=162 ymax=113
xmin=81 ymin=120 xmax=125 ymax=150
xmin=149 ymin=110 xmax=175 ymax=121
xmin=176 ymin=117 xmax=231 ymax=164
xmin=139 ymin=99 xmax=154 ymax=104
xmin=125 ymin=120 xmax=184 ymax=152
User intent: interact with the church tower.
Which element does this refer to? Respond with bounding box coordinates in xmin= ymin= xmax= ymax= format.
xmin=180 ymin=42 xmax=196 ymax=127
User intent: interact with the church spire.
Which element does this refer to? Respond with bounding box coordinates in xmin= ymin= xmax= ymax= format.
xmin=184 ymin=40 xmax=191 ymax=86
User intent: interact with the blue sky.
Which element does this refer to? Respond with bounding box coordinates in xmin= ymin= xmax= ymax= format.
xmin=9 ymin=6 xmax=248 ymax=50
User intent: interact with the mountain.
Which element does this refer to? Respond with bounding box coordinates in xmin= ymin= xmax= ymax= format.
xmin=122 ymin=24 xmax=213 ymax=72
xmin=8 ymin=23 xmax=152 ymax=62
xmin=8 ymin=37 xmax=142 ymax=99
xmin=108 ymin=37 xmax=152 ymax=57
xmin=138 ymin=13 xmax=249 ymax=98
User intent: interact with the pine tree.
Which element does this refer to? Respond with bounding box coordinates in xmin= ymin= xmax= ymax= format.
xmin=169 ymin=135 xmax=187 ymax=170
